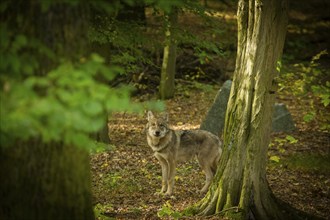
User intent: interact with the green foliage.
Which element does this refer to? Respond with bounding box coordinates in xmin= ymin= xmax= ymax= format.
xmin=0 ymin=24 xmax=56 ymax=77
xmin=102 ymin=169 xmax=143 ymax=194
xmin=269 ymin=135 xmax=298 ymax=163
xmin=285 ymin=135 xmax=298 ymax=144
xmin=104 ymin=173 xmax=122 ymax=188
xmin=89 ymin=0 xmax=224 ymax=96
xmin=0 ymin=0 xmax=226 ymax=148
xmin=278 ymin=50 xmax=329 ymax=129
xmin=89 ymin=18 xmax=159 ymax=75
xmin=177 ymin=29 xmax=224 ymax=64
xmin=94 ymin=203 xmax=114 ymax=220
xmin=174 ymin=1 xmax=225 ymax=65
xmin=279 ymin=50 xmax=328 ymax=96
xmin=0 ymin=54 xmax=138 ymax=148
xmin=303 ymin=112 xmax=315 ymax=123
xmin=271 ymin=135 xmax=298 ymax=148
xmin=269 ymin=155 xmax=280 ymax=163
xmin=0 ymin=26 xmax=163 ymax=149
xmin=177 ymin=80 xmax=214 ymax=98
xmin=90 ymin=142 xmax=116 ymax=154
xmin=157 ymin=201 xmax=182 ymax=219
xmin=312 ymin=81 xmax=330 ymax=107
xmin=146 ymin=0 xmax=185 ymax=13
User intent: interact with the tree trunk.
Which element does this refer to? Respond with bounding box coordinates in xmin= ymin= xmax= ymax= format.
xmin=159 ymin=9 xmax=178 ymax=100
xmin=93 ymin=117 xmax=110 ymax=143
xmin=0 ymin=2 xmax=94 ymax=219
xmin=0 ymin=141 xmax=94 ymax=220
xmin=193 ymin=0 xmax=291 ymax=219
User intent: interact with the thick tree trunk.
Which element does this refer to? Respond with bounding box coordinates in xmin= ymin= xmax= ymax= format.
xmin=0 ymin=141 xmax=94 ymax=220
xmin=193 ymin=0 xmax=290 ymax=219
xmin=0 ymin=2 xmax=94 ymax=219
xmin=159 ymin=9 xmax=178 ymax=100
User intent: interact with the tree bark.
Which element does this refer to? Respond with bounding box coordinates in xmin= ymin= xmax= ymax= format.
xmin=0 ymin=2 xmax=94 ymax=219
xmin=0 ymin=141 xmax=94 ymax=220
xmin=193 ymin=0 xmax=291 ymax=219
xmin=93 ymin=117 xmax=110 ymax=143
xmin=159 ymin=9 xmax=178 ymax=100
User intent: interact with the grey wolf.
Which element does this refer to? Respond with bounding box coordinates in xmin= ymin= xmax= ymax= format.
xmin=146 ymin=111 xmax=222 ymax=196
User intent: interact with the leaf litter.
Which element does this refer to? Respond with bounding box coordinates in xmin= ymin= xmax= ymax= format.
xmin=91 ymin=87 xmax=330 ymax=219
xmin=91 ymin=1 xmax=330 ymax=218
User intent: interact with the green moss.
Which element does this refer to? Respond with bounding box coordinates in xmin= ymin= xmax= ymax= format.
xmin=224 ymin=208 xmax=246 ymax=220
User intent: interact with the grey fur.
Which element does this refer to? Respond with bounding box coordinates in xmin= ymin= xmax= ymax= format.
xmin=146 ymin=111 xmax=222 ymax=196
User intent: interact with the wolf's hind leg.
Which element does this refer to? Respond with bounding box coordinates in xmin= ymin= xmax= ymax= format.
xmin=198 ymin=158 xmax=214 ymax=193
xmin=201 ymin=166 xmax=214 ymax=193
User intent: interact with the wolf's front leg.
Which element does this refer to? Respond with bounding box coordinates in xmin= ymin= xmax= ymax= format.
xmin=155 ymin=154 xmax=168 ymax=194
xmin=165 ymin=160 xmax=176 ymax=196
xmin=160 ymin=163 xmax=168 ymax=193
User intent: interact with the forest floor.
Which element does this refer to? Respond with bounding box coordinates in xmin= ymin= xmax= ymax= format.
xmin=91 ymin=86 xmax=329 ymax=220
xmin=91 ymin=1 xmax=329 ymax=219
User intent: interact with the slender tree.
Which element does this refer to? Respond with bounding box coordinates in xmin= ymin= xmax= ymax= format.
xmin=159 ymin=8 xmax=178 ymax=99
xmin=192 ymin=0 xmax=292 ymax=219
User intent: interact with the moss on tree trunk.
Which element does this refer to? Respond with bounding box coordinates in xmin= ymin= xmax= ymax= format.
xmin=160 ymin=9 xmax=178 ymax=100
xmin=0 ymin=141 xmax=94 ymax=220
xmin=192 ymin=0 xmax=293 ymax=219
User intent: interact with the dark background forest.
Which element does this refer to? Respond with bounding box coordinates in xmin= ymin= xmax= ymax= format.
xmin=0 ymin=0 xmax=329 ymax=219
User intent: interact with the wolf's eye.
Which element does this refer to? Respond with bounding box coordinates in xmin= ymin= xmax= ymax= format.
xmin=159 ymin=124 xmax=165 ymax=128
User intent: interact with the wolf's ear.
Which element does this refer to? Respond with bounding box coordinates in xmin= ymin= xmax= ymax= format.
xmin=147 ymin=111 xmax=154 ymax=121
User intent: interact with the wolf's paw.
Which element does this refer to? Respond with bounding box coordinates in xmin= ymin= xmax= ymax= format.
xmin=154 ymin=191 xmax=166 ymax=197
xmin=154 ymin=191 xmax=162 ymax=196
xmin=163 ymin=193 xmax=176 ymax=200
xmin=164 ymin=190 xmax=177 ymax=198
xmin=154 ymin=191 xmax=175 ymax=199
